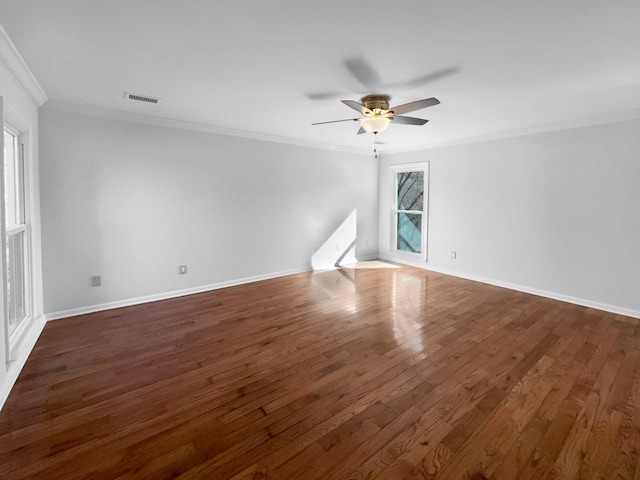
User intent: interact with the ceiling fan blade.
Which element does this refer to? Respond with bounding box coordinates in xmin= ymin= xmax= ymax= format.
xmin=357 ymin=126 xmax=366 ymax=135
xmin=392 ymin=116 xmax=429 ymax=126
xmin=341 ymin=99 xmax=372 ymax=115
xmin=345 ymin=57 xmax=383 ymax=91
xmin=387 ymin=67 xmax=459 ymax=90
xmin=390 ymin=97 xmax=440 ymax=115
xmin=311 ymin=118 xmax=361 ymax=125
xmin=307 ymin=91 xmax=343 ymax=101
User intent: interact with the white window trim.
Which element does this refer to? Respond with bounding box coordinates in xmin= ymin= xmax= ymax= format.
xmin=3 ymin=120 xmax=33 ymax=363
xmin=390 ymin=162 xmax=429 ymax=262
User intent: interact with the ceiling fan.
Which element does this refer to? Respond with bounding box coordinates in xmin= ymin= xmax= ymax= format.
xmin=312 ymin=94 xmax=440 ymax=135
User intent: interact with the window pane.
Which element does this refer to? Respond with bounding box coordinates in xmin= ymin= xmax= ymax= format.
xmin=397 ymin=171 xmax=423 ymax=211
xmin=6 ymin=231 xmax=26 ymax=335
xmin=397 ymin=213 xmax=422 ymax=253
xmin=4 ymin=130 xmax=18 ymax=226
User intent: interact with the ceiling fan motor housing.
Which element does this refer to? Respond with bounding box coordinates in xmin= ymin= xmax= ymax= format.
xmin=361 ymin=95 xmax=390 ymax=112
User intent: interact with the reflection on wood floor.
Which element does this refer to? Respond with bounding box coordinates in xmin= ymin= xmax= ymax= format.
xmin=1 ymin=262 xmax=639 ymax=479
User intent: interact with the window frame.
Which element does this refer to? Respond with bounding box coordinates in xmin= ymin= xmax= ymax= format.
xmin=2 ymin=122 xmax=32 ymax=362
xmin=390 ymin=162 xmax=429 ymax=261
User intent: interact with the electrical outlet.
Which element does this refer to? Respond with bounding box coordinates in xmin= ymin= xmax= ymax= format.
xmin=179 ymin=265 xmax=188 ymax=275
xmin=450 ymin=251 xmax=457 ymax=259
xmin=91 ymin=275 xmax=101 ymax=287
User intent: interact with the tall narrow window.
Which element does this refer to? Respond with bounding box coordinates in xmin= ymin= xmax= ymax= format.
xmin=391 ymin=163 xmax=428 ymax=259
xmin=3 ymin=128 xmax=28 ymax=338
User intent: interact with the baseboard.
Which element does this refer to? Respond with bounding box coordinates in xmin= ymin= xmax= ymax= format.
xmin=46 ymin=266 xmax=313 ymax=321
xmin=378 ymin=252 xmax=429 ymax=270
xmin=355 ymin=253 xmax=379 ymax=262
xmin=0 ymin=314 xmax=47 ymax=411
xmin=46 ymin=255 xmax=382 ymax=322
xmin=379 ymin=254 xmax=640 ymax=320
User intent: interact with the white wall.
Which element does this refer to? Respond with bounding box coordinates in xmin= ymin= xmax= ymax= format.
xmin=0 ymin=26 xmax=46 ymax=409
xmin=40 ymin=106 xmax=378 ymax=317
xmin=379 ymin=119 xmax=640 ymax=317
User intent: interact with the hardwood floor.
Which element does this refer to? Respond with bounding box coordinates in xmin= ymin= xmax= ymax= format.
xmin=1 ymin=262 xmax=639 ymax=479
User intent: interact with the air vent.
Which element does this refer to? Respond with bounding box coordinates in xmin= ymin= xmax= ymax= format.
xmin=124 ymin=92 xmax=159 ymax=104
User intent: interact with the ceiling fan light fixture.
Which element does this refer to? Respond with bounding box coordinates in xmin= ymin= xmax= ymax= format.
xmin=360 ymin=116 xmax=391 ymax=134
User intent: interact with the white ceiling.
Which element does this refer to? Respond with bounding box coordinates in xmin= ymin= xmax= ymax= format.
xmin=2 ymin=0 xmax=640 ymax=153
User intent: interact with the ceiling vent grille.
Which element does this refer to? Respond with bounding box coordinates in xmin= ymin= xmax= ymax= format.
xmin=124 ymin=92 xmax=159 ymax=104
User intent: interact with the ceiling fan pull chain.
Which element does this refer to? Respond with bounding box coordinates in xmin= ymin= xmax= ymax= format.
xmin=374 ymin=133 xmax=378 ymax=159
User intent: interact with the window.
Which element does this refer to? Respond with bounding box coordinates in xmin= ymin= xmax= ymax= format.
xmin=391 ymin=163 xmax=428 ymax=259
xmin=3 ymin=128 xmax=29 ymax=340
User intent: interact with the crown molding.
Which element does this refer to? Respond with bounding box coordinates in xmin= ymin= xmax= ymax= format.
xmin=0 ymin=24 xmax=47 ymax=107
xmin=386 ymin=109 xmax=640 ymax=155
xmin=40 ymin=98 xmax=640 ymax=157
xmin=43 ymin=101 xmax=372 ymax=156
